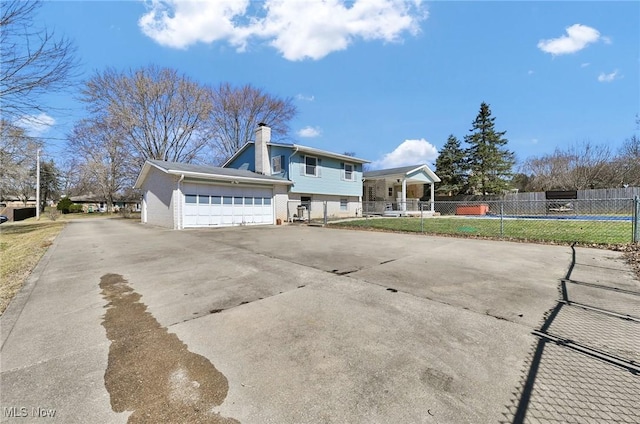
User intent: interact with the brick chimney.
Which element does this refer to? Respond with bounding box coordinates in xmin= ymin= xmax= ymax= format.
xmin=255 ymin=123 xmax=271 ymax=176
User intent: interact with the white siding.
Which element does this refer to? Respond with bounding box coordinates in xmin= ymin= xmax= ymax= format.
xmin=141 ymin=167 xmax=177 ymax=229
xmin=274 ymin=184 xmax=289 ymax=224
xmin=287 ymin=193 xmax=361 ymax=220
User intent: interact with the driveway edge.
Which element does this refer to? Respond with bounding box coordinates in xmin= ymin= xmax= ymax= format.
xmin=0 ymin=224 xmax=65 ymax=351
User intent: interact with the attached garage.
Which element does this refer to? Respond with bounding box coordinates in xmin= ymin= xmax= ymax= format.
xmin=182 ymin=183 xmax=273 ymax=227
xmin=134 ymin=160 xmax=291 ymax=229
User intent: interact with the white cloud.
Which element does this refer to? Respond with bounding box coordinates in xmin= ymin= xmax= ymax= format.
xmin=139 ymin=0 xmax=427 ymax=60
xmin=298 ymin=126 xmax=321 ymax=138
xmin=537 ymin=24 xmax=601 ymax=55
xmin=370 ymin=138 xmax=437 ymax=169
xmin=14 ymin=113 xmax=55 ymax=136
xmin=581 ymin=62 xmax=590 ymax=68
xmin=296 ymin=94 xmax=315 ymax=102
xmin=601 ymin=35 xmax=612 ymax=44
xmin=597 ymin=70 xmax=620 ymax=83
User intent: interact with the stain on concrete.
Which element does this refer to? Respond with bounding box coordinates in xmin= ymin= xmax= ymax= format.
xmin=421 ymin=368 xmax=454 ymax=392
xmin=99 ymin=273 xmax=239 ymax=424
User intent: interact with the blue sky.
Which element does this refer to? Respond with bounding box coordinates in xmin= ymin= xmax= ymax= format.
xmin=25 ymin=0 xmax=640 ymax=170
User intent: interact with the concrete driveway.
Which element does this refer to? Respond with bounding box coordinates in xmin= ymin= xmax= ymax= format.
xmin=1 ymin=219 xmax=638 ymax=423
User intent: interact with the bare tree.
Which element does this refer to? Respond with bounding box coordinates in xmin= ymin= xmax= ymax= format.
xmin=67 ymin=118 xmax=137 ymax=211
xmin=207 ymin=83 xmax=297 ymax=164
xmin=564 ymin=141 xmax=616 ymax=189
xmin=615 ymin=134 xmax=640 ymax=186
xmin=0 ymin=0 xmax=78 ymax=119
xmin=80 ymin=66 xmax=212 ymax=165
xmin=521 ymin=141 xmax=618 ymax=191
xmin=0 ymin=119 xmax=41 ymax=202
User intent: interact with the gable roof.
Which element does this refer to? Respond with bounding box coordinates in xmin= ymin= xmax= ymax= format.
xmin=222 ymin=141 xmax=370 ymax=167
xmin=134 ymin=159 xmax=292 ymax=188
xmin=364 ymin=164 xmax=441 ymax=183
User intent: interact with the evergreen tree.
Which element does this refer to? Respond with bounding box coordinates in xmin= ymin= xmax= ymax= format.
xmin=464 ymin=102 xmax=515 ymax=195
xmin=435 ymin=135 xmax=466 ymax=195
xmin=39 ymin=160 xmax=60 ymax=212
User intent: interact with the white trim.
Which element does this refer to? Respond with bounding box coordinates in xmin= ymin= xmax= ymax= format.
xmin=304 ymin=155 xmax=318 ymax=177
xmin=342 ymin=162 xmax=355 ymax=181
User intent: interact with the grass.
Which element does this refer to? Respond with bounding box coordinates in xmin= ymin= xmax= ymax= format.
xmin=0 ymin=208 xmax=142 ymax=315
xmin=0 ymin=221 xmax=66 ymax=315
xmin=330 ymin=216 xmax=634 ymax=245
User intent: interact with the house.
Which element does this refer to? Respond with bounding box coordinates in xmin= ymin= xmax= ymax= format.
xmin=223 ymin=124 xmax=369 ymax=221
xmin=68 ymin=194 xmax=141 ymax=213
xmin=134 ymin=124 xmax=369 ymax=228
xmin=134 ymin=160 xmax=292 ymax=229
xmin=363 ymin=165 xmax=441 ymax=216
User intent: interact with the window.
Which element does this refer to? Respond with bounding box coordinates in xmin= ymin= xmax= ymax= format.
xmin=305 ymin=156 xmax=317 ymax=176
xmin=234 ymin=196 xmax=243 ymax=205
xmin=340 ymin=199 xmax=348 ymax=211
xmin=343 ymin=163 xmax=354 ymax=181
xmin=185 ymin=195 xmax=197 ymax=204
xmin=198 ymin=195 xmax=209 ymax=204
xmin=264 ymin=197 xmax=272 ymax=205
xmin=272 ymin=155 xmax=284 ymax=173
xmin=254 ymin=197 xmax=262 ymax=205
xmin=245 ymin=197 xmax=253 ymax=205
xmin=388 ymin=187 xmax=393 ymax=197
xmin=212 ymin=196 xmax=221 ymax=204
xmin=223 ymin=197 xmax=232 ymax=205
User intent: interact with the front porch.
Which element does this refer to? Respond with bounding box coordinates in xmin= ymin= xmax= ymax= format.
xmin=363 ymin=164 xmax=441 ymax=216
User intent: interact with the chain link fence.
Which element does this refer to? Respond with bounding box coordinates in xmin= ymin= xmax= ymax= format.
xmin=502 ymin=246 xmax=640 ymax=424
xmin=344 ymin=197 xmax=640 ymax=245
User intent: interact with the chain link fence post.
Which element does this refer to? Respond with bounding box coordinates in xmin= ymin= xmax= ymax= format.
xmin=500 ymin=201 xmax=504 ymax=237
xmin=634 ymin=195 xmax=639 ymax=243
xmin=420 ymin=202 xmax=424 ymax=234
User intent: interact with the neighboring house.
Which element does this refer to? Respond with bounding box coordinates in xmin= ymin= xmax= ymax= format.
xmin=134 ymin=160 xmax=292 ymax=229
xmin=68 ymin=194 xmax=141 ymax=213
xmin=363 ymin=165 xmax=441 ymax=216
xmin=0 ymin=196 xmax=36 ymax=207
xmin=224 ymin=124 xmax=370 ymax=220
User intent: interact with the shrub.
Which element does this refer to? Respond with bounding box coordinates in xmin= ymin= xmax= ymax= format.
xmin=57 ymin=197 xmax=72 ymax=214
xmin=69 ymin=204 xmax=84 ymax=213
xmin=48 ymin=209 xmax=60 ymax=221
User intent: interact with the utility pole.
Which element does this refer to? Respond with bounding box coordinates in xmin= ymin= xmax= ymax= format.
xmin=36 ymin=149 xmax=40 ymax=220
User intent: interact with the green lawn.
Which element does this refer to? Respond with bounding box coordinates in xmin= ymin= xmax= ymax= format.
xmin=330 ymin=216 xmax=634 ymax=245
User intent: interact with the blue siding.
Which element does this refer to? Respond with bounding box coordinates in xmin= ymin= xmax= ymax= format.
xmin=290 ymin=154 xmax=362 ymax=196
xmin=226 ymin=144 xmax=291 ymax=180
xmin=226 ymin=143 xmax=362 ymax=196
xmin=269 ymin=145 xmax=291 ymax=180
xmin=407 ymin=169 xmax=435 ymax=183
xmin=226 ymin=145 xmax=256 ymax=172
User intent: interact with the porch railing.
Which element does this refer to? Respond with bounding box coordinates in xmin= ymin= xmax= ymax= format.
xmin=363 ymin=200 xmax=433 ymax=215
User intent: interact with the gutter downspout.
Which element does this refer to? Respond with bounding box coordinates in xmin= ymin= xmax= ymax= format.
xmin=177 ymin=174 xmax=184 ymax=230
xmin=289 ymin=146 xmax=300 ymax=181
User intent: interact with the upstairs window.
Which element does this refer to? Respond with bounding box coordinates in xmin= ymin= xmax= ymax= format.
xmin=272 ymin=155 xmax=284 ymax=173
xmin=305 ymin=156 xmax=317 ymax=176
xmin=343 ymin=163 xmax=354 ymax=181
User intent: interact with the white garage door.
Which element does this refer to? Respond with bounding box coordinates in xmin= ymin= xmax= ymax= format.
xmin=183 ymin=183 xmax=273 ymax=227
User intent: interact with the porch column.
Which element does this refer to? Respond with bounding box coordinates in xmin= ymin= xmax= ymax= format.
xmin=401 ymin=178 xmax=407 ymax=211
xmin=430 ymin=182 xmax=435 ymax=212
